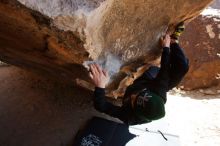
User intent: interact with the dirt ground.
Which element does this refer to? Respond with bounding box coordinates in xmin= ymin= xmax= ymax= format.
xmin=0 ymin=65 xmax=219 ymax=146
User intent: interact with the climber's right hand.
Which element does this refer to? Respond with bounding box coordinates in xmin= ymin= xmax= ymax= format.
xmin=161 ymin=34 xmax=171 ymax=48
xmin=89 ymin=64 xmax=110 ymax=88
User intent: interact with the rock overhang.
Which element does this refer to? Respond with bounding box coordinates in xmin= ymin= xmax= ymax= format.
xmin=0 ymin=0 xmax=215 ymax=98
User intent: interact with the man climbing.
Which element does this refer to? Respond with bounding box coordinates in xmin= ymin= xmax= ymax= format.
xmin=89 ymin=23 xmax=189 ymax=125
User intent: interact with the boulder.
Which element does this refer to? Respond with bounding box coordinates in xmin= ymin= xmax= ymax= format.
xmin=0 ymin=0 xmax=213 ymax=97
xmin=180 ymin=8 xmax=220 ymax=90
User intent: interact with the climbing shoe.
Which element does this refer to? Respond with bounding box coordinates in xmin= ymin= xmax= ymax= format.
xmin=171 ymin=22 xmax=185 ymax=40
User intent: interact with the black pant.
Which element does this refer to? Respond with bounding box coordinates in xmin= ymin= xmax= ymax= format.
xmin=133 ymin=43 xmax=189 ymax=101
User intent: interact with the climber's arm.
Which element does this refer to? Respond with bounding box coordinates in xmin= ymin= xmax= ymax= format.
xmin=89 ymin=64 xmax=124 ymax=119
xmin=151 ymin=34 xmax=171 ymax=92
xmin=160 ymin=34 xmax=171 ymax=69
xmin=156 ymin=35 xmax=171 ymax=77
xmin=94 ymin=87 xmax=124 ymax=118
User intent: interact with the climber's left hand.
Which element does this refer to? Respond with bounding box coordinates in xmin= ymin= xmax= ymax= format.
xmin=89 ymin=64 xmax=110 ymax=88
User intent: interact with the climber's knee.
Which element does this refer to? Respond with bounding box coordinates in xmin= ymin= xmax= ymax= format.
xmin=181 ymin=58 xmax=189 ymax=74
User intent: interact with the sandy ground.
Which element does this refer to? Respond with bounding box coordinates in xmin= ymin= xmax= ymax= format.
xmin=0 ymin=65 xmax=219 ymax=146
xmin=160 ymin=92 xmax=220 ymax=146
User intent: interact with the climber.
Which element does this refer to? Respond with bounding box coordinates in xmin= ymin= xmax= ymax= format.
xmin=88 ymin=23 xmax=189 ymax=125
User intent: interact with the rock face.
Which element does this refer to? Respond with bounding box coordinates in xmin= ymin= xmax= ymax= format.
xmin=0 ymin=0 xmax=213 ymax=97
xmin=180 ymin=8 xmax=220 ymax=90
xmin=211 ymin=0 xmax=220 ymax=9
xmin=0 ymin=0 xmax=90 ymax=84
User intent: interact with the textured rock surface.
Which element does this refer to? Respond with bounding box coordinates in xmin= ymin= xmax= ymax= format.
xmin=180 ymin=8 xmax=220 ymax=90
xmin=0 ymin=0 xmax=213 ymax=97
xmin=211 ymin=0 xmax=220 ymax=9
xmin=17 ymin=0 xmax=213 ymax=62
xmin=0 ymin=0 xmax=90 ymax=84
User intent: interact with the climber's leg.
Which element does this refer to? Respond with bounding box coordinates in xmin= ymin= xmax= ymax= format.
xmin=133 ymin=66 xmax=160 ymax=84
xmin=168 ymin=42 xmax=189 ymax=90
xmin=168 ymin=22 xmax=189 ymax=90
